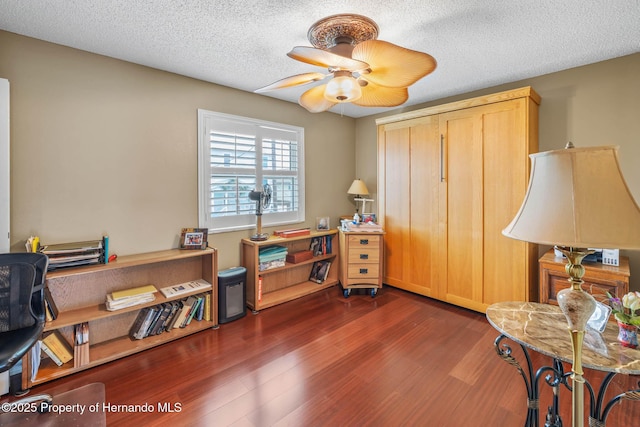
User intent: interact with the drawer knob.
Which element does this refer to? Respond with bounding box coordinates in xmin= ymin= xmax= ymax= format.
xmin=360 ymin=239 xmax=369 ymax=245
xmin=359 ymin=254 xmax=369 ymax=260
xmin=359 ymin=268 xmax=368 ymax=274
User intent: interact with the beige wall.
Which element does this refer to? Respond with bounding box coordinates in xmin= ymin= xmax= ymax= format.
xmin=2 ymin=29 xmax=638 ymax=289
xmin=0 ymin=31 xmax=356 ymax=269
xmin=355 ymin=52 xmax=640 ymax=290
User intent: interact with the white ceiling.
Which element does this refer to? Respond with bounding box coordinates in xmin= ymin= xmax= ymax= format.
xmin=1 ymin=0 xmax=639 ymax=118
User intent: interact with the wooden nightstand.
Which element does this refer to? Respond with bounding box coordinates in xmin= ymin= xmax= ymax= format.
xmin=338 ymin=229 xmax=384 ymax=297
xmin=539 ymin=249 xmax=630 ymax=305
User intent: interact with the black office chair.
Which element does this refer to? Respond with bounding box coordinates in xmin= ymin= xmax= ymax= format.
xmin=0 ymin=253 xmax=52 ymax=409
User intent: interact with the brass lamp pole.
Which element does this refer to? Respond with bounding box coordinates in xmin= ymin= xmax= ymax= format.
xmin=502 ymin=143 xmax=640 ymax=427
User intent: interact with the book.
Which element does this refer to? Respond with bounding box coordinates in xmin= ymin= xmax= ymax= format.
xmin=149 ymin=303 xmax=173 ymax=336
xmin=40 ymin=340 xmax=63 ymax=366
xmin=309 ymin=237 xmax=325 ymax=256
xmin=42 ymin=331 xmax=73 ymax=364
xmin=130 ymin=306 xmax=159 ymax=340
xmin=204 ymin=294 xmax=211 ymax=322
xmin=41 ymin=240 xmax=103 ymax=255
xmin=111 ymin=285 xmax=157 ymax=300
xmin=144 ymin=306 xmax=165 ymax=337
xmin=166 ymin=300 xmax=185 ymax=330
xmin=43 ymin=286 xmax=59 ymax=320
xmin=172 ymin=296 xmax=198 ymax=329
xmin=106 ymin=285 xmax=157 ymax=311
xmin=106 ymin=292 xmax=156 ymax=311
xmin=185 ymin=295 xmax=204 ymax=326
xmin=74 ymin=323 xmax=90 ymax=367
xmin=309 ymin=260 xmax=331 ymax=284
xmin=159 ymin=279 xmax=212 ymax=298
xmin=162 ymin=301 xmax=181 ymax=331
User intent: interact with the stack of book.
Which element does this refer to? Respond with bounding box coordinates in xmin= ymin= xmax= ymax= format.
xmin=40 ymin=331 xmax=73 ymax=367
xmin=106 ymin=285 xmax=157 ymax=311
xmin=129 ymin=293 xmax=210 ymax=340
xmin=41 ymin=238 xmax=107 ymax=271
xmin=74 ymin=322 xmax=90 ymax=367
xmin=309 ymin=260 xmax=331 ymax=284
xmin=309 ymin=235 xmax=332 ymax=256
xmin=258 ymin=245 xmax=288 ymax=271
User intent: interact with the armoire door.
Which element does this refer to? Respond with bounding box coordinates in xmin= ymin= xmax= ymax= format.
xmin=378 ymin=116 xmax=440 ymax=296
xmin=438 ymin=98 xmax=537 ymax=311
xmin=377 ymin=87 xmax=540 ymax=313
xmin=438 ymin=109 xmax=484 ymax=310
xmin=481 ymin=98 xmax=537 ymax=304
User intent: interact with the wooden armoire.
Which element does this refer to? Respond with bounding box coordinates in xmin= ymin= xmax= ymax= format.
xmin=376 ymin=87 xmax=540 ymax=313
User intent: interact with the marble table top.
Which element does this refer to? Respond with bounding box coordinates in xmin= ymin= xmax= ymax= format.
xmin=486 ymin=301 xmax=640 ymax=375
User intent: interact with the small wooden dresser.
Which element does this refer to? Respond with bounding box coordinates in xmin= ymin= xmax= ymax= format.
xmin=539 ymin=249 xmax=630 ymax=305
xmin=338 ymin=230 xmax=384 ymax=297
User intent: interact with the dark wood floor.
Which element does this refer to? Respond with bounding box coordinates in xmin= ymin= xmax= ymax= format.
xmin=12 ymin=286 xmax=640 ymax=426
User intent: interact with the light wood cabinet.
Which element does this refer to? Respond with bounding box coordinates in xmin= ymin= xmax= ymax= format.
xmin=539 ymin=249 xmax=630 ymax=305
xmin=26 ymin=248 xmax=218 ymax=388
xmin=338 ymin=230 xmax=384 ymax=297
xmin=377 ymin=87 xmax=540 ymax=312
xmin=241 ymin=230 xmax=339 ymax=311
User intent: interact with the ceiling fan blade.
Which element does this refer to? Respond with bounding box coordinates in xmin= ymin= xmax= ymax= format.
xmin=352 ymin=40 xmax=436 ymax=88
xmin=353 ymin=80 xmax=409 ymax=107
xmin=288 ymin=46 xmax=370 ymax=71
xmin=299 ymin=84 xmax=337 ymax=113
xmin=255 ymin=72 xmax=327 ymax=92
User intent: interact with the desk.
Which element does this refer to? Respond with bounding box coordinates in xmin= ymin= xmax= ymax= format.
xmin=486 ymin=302 xmax=640 ymax=426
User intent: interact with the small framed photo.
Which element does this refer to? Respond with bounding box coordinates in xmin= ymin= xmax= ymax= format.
xmin=316 ymin=216 xmax=330 ymax=230
xmin=180 ymin=228 xmax=208 ymax=250
xmin=587 ymin=300 xmax=612 ymax=333
xmin=361 ymin=213 xmax=377 ymax=223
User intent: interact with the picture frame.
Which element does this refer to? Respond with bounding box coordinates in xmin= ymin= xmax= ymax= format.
xmin=316 ymin=216 xmax=330 ymax=231
xmin=180 ymin=228 xmax=208 ymax=250
xmin=361 ymin=213 xmax=377 ymax=223
xmin=587 ymin=300 xmax=612 ymax=333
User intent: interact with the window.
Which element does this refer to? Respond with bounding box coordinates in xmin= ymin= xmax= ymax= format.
xmin=198 ymin=110 xmax=305 ymax=233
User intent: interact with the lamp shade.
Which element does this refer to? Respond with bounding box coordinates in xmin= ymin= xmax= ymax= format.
xmin=347 ymin=179 xmax=369 ymax=196
xmin=502 ymin=145 xmax=640 ymax=249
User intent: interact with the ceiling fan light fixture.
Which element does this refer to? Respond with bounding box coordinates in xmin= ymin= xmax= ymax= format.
xmin=258 ymin=13 xmax=437 ymax=113
xmin=324 ymin=74 xmax=362 ymax=103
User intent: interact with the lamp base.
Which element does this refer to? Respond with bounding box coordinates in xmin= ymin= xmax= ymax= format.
xmin=555 ymin=246 xmax=596 ymax=427
xmin=249 ymin=233 xmax=269 ymax=241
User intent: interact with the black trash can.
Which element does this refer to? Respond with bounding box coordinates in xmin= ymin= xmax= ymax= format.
xmin=218 ymin=266 xmax=247 ymax=324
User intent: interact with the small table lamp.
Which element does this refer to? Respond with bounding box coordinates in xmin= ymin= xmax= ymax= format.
xmin=502 ymin=143 xmax=640 ymax=427
xmin=347 ymin=179 xmax=371 ymax=220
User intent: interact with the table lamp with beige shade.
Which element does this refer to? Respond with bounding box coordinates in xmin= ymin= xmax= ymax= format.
xmin=502 ymin=143 xmax=640 ymax=427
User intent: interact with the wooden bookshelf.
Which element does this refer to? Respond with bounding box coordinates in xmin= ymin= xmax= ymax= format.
xmin=26 ymin=248 xmax=218 ymax=388
xmin=241 ymin=230 xmax=339 ymax=311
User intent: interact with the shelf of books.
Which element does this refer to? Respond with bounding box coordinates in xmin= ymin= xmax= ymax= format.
xmin=241 ymin=229 xmax=339 ymax=311
xmin=27 ymin=248 xmax=218 ymax=388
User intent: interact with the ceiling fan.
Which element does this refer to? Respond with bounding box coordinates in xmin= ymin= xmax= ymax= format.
xmin=255 ymin=14 xmax=437 ymax=113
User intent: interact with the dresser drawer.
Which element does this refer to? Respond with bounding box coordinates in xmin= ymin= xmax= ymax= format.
xmin=538 ymin=249 xmax=629 ymax=305
xmin=347 ymin=248 xmax=379 ymax=264
xmin=348 ymin=235 xmax=380 ymax=249
xmin=348 ymin=263 xmax=379 ymax=279
xmin=544 ymin=273 xmax=626 ymax=304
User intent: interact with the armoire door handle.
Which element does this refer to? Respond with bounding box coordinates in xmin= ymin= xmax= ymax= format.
xmin=440 ymin=134 xmax=445 ymax=182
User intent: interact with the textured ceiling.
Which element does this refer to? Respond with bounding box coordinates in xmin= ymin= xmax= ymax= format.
xmin=1 ymin=0 xmax=639 ymax=118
